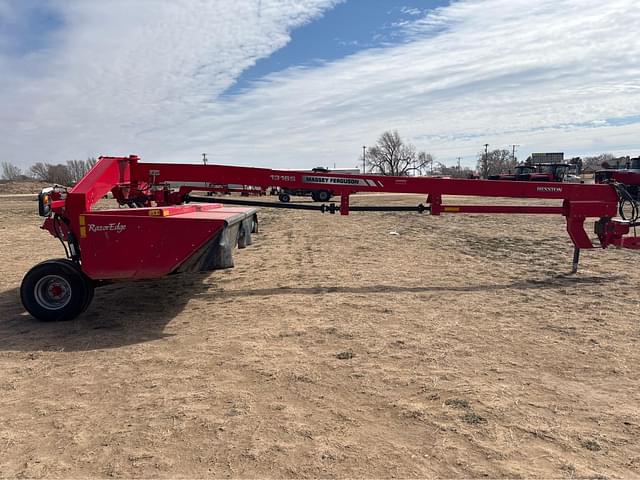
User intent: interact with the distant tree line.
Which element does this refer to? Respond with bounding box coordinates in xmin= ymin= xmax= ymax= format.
xmin=1 ymin=158 xmax=97 ymax=184
xmin=477 ymin=149 xmax=517 ymax=179
xmin=476 ymin=150 xmax=625 ymax=179
xmin=0 ymin=147 xmax=630 ymax=184
xmin=364 ymin=131 xmax=628 ymax=179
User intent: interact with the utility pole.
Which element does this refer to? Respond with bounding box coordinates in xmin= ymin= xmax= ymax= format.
xmin=202 ymin=153 xmax=208 ymax=165
xmin=362 ymin=146 xmax=366 ymax=174
xmin=483 ymin=143 xmax=489 ymax=178
xmin=511 ymin=144 xmax=520 ymax=163
xmin=456 ymin=157 xmax=462 ymax=171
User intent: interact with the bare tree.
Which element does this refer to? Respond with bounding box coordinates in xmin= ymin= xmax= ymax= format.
xmin=30 ymin=157 xmax=96 ymax=185
xmin=66 ymin=158 xmax=96 ymax=184
xmin=418 ymin=152 xmax=434 ymax=175
xmin=1 ymin=162 xmax=22 ymax=181
xmin=476 ymin=149 xmax=517 ymax=178
xmin=366 ymin=131 xmax=431 ymax=176
xmin=583 ymin=153 xmax=614 ymax=171
xmin=30 ymin=162 xmax=50 ymax=181
xmin=47 ymin=164 xmax=73 ymax=185
xmin=29 ymin=162 xmax=73 ymax=185
xmin=568 ymin=157 xmax=583 ymax=173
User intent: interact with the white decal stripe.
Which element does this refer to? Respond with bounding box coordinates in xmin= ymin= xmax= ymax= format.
xmin=302 ymin=175 xmax=368 ymax=186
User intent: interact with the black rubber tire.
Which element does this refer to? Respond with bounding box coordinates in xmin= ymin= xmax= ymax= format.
xmin=278 ymin=193 xmax=291 ymax=203
xmin=81 ymin=283 xmax=95 ymax=313
xmin=316 ymin=190 xmax=331 ymax=202
xmin=310 ymin=191 xmax=320 ymax=202
xmin=237 ymin=223 xmax=248 ymax=249
xmin=60 ymin=259 xmax=95 ymax=313
xmin=20 ymin=259 xmax=93 ymax=322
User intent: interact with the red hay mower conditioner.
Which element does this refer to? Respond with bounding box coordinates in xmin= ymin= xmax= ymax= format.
xmin=23 ymin=155 xmax=640 ymax=322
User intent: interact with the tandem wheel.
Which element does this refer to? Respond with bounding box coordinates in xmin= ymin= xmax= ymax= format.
xmin=20 ymin=259 xmax=95 ymax=322
xmin=278 ymin=192 xmax=291 ymax=203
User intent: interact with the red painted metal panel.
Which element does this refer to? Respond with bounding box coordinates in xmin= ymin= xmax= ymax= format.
xmin=79 ymin=207 xmax=234 ymax=279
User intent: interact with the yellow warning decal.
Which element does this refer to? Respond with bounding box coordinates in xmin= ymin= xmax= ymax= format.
xmin=80 ymin=226 xmax=87 ymax=238
xmin=79 ymin=215 xmax=86 ymax=226
xmin=443 ymin=207 xmax=460 ymax=212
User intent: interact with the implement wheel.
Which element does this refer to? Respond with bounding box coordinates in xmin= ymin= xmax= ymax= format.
xmin=315 ymin=190 xmax=331 ymax=202
xmin=20 ymin=259 xmax=94 ymax=322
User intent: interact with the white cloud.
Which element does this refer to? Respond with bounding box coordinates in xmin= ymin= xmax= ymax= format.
xmin=191 ymin=0 xmax=639 ymax=168
xmin=1 ymin=0 xmax=639 ymax=170
xmin=400 ymin=7 xmax=422 ymax=17
xmin=0 ymin=0 xmax=340 ymax=166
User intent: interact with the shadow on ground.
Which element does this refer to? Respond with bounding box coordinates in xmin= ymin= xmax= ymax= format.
xmin=0 ymin=273 xmax=616 ymax=352
xmin=205 ymin=273 xmax=617 ymax=298
xmin=0 ymin=273 xmax=214 ymax=352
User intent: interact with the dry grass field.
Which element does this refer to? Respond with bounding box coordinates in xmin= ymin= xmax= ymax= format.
xmin=1 ymin=191 xmax=639 ymax=478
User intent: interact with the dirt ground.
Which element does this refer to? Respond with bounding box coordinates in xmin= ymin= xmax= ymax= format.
xmin=0 ymin=180 xmax=50 ymax=195
xmin=1 ymin=191 xmax=639 ymax=479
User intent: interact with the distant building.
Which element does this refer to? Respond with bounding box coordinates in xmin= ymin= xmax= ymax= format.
xmin=526 ymin=152 xmax=564 ymax=164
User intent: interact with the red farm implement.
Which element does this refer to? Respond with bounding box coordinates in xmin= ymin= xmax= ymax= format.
xmin=23 ymin=154 xmax=640 ymax=322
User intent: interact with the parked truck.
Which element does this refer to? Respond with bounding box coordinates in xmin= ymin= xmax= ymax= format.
xmin=276 ymin=167 xmax=360 ymax=202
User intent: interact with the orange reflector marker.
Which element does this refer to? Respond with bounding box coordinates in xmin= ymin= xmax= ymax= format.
xmin=443 ymin=207 xmax=460 ymax=212
xmin=148 ymin=209 xmax=171 ymax=217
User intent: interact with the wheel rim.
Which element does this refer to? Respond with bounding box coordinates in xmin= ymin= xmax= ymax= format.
xmin=34 ymin=275 xmax=72 ymax=310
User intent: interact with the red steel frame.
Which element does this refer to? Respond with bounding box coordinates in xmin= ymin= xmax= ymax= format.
xmin=44 ymin=155 xmax=640 ymax=273
xmin=26 ymin=154 xmax=638 ymax=323
xmin=126 ymin=156 xmax=637 ymax=250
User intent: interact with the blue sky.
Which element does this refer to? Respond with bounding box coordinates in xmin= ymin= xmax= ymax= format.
xmin=1 ymin=0 xmax=639 ymax=170
xmin=0 ymin=0 xmax=63 ymax=56
xmin=224 ymin=0 xmax=449 ymax=96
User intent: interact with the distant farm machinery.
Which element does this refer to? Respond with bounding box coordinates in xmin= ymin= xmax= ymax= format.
xmin=22 ymin=154 xmax=640 ymax=321
xmin=489 ymin=162 xmax=582 ymax=183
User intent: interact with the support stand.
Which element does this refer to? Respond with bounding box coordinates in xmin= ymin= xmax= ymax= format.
xmin=571 ymin=247 xmax=581 ymax=274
